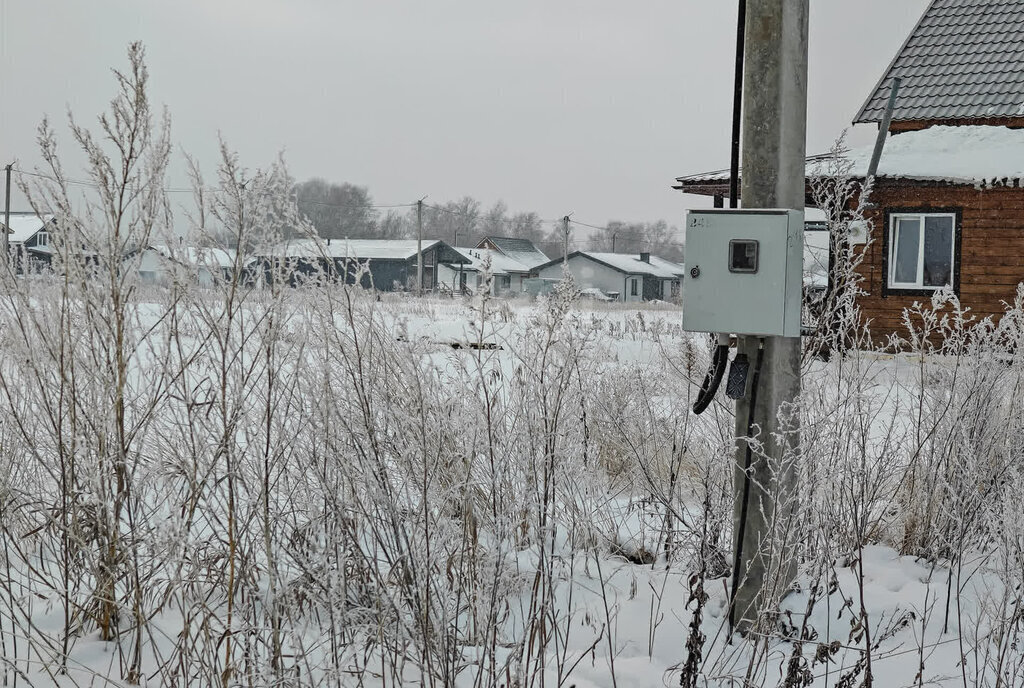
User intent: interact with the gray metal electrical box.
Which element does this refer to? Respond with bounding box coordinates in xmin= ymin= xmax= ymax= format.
xmin=682 ymin=208 xmax=804 ymax=337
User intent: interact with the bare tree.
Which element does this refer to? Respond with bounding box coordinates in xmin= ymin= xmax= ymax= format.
xmin=295 ymin=178 xmax=379 ymax=239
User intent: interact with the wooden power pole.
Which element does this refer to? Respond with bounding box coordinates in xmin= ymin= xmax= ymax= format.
xmin=3 ymin=164 xmax=11 ymax=263
xmin=416 ymin=199 xmax=424 ymax=294
xmin=729 ymin=0 xmax=808 ymax=633
xmin=562 ymin=215 xmax=570 ymax=268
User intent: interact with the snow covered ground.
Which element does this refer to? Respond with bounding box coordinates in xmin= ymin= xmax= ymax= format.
xmin=2 ymin=285 xmax=1024 ymax=687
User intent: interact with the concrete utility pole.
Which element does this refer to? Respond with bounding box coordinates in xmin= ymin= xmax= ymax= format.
xmin=730 ymin=0 xmax=808 ymax=633
xmin=4 ymin=164 xmax=11 ymax=263
xmin=416 ymin=199 xmax=424 ymax=294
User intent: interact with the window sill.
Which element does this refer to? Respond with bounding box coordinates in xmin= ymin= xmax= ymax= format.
xmin=884 ymin=285 xmax=955 ymax=297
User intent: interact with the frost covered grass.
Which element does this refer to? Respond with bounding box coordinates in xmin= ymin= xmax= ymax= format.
xmin=5 ymin=280 xmax=1024 ymax=687
xmin=7 ymin=45 xmax=1024 ymax=688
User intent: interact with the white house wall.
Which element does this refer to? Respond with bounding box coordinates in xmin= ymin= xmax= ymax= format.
xmin=137 ymin=249 xmax=167 ymax=283
xmin=538 ymin=257 xmax=639 ymax=301
xmin=437 ymin=263 xmax=462 ymax=291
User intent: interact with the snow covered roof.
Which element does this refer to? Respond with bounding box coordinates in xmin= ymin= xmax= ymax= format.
xmin=1 ymin=213 xmax=54 ymax=242
xmin=279 ymin=239 xmax=441 ymax=260
xmin=540 ymin=252 xmax=685 ymax=279
xmin=856 ymin=0 xmax=1024 ymax=124
xmin=151 ymin=244 xmax=237 ymax=268
xmin=447 ymin=247 xmax=532 ymax=274
xmin=478 ymin=236 xmax=550 ymax=269
xmin=582 ymin=253 xmax=685 ymax=278
xmin=837 ymin=125 xmax=1024 ymax=185
xmin=676 ymin=126 xmax=1024 ymax=190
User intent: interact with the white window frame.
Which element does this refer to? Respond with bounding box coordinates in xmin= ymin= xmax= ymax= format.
xmin=887 ymin=212 xmax=956 ymax=290
xmin=35 ymin=231 xmax=50 ymax=247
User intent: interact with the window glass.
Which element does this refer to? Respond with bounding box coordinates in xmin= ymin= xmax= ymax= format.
xmin=631 ymin=278 xmax=638 ymax=296
xmin=923 ymin=216 xmax=953 ymax=287
xmin=893 ymin=217 xmax=920 ymax=284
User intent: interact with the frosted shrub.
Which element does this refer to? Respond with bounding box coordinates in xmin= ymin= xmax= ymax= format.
xmin=13 ymin=46 xmax=1024 ymax=688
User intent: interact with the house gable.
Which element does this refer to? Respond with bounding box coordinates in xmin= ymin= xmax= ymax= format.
xmin=855 ymin=0 xmax=1024 ymax=127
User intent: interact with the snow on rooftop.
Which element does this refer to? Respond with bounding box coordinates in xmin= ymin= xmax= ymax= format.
xmin=450 ymin=247 xmax=531 ymax=274
xmin=481 ymin=237 xmax=550 ymax=269
xmin=280 ymin=238 xmax=441 ymax=260
xmin=2 ymin=213 xmax=53 ymax=243
xmin=840 ymin=125 xmax=1024 ymax=186
xmin=582 ymin=252 xmax=685 ymax=279
xmin=679 ymin=125 xmax=1024 ymax=189
xmin=152 ymin=244 xmax=237 ymax=268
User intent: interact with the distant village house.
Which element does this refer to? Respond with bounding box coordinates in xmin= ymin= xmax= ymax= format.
xmin=535 ymin=251 xmax=685 ymax=302
xmin=438 ymin=236 xmax=549 ymax=295
xmin=1 ymin=212 xmax=57 ymax=274
xmin=265 ymin=238 xmax=469 ymax=291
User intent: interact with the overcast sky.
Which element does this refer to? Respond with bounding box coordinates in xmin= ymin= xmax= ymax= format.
xmin=1 ymin=0 xmax=928 ymax=230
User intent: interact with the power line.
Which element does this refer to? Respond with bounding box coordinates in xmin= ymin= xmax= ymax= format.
xmin=423 ymin=202 xmax=563 ymax=228
xmin=11 ymin=168 xmax=417 ymax=210
xmin=10 ymin=168 xmax=685 ymax=248
xmin=301 ymin=200 xmax=417 ymax=210
xmin=570 ymin=219 xmax=611 ymax=232
xmin=570 ymin=220 xmax=686 ymax=245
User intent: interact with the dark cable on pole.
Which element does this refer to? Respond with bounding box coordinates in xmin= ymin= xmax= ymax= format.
xmin=690 ymin=0 xmax=744 ymax=419
xmin=691 ymin=340 xmax=729 ymax=415
xmin=729 ymin=0 xmax=747 ymax=209
xmin=728 ymin=338 xmax=765 ymax=633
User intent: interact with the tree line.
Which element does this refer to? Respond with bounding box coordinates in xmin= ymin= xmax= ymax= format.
xmin=294 ymin=178 xmax=685 ymax=262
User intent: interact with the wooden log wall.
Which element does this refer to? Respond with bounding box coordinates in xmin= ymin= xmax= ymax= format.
xmin=856 ymin=181 xmax=1024 ymax=344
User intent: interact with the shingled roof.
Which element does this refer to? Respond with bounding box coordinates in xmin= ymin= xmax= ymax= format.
xmin=855 ymin=0 xmax=1024 ymax=124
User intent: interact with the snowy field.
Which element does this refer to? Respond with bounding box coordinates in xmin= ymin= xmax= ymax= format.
xmin=3 ymin=279 xmax=1024 ymax=688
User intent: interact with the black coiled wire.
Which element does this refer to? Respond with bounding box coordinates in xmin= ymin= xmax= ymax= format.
xmin=691 ymin=343 xmax=730 ymax=415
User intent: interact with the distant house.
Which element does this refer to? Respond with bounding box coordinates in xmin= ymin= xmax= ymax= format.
xmin=438 ymin=248 xmax=533 ymax=295
xmin=132 ymin=244 xmax=239 ymax=286
xmin=265 ymin=238 xmax=470 ymax=291
xmin=438 ymin=237 xmax=549 ymax=295
xmin=477 ymin=236 xmax=550 ymax=269
xmin=674 ymin=0 xmax=1024 ymax=343
xmin=535 ymin=251 xmax=685 ymax=302
xmin=1 ymin=212 xmax=57 ymax=273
